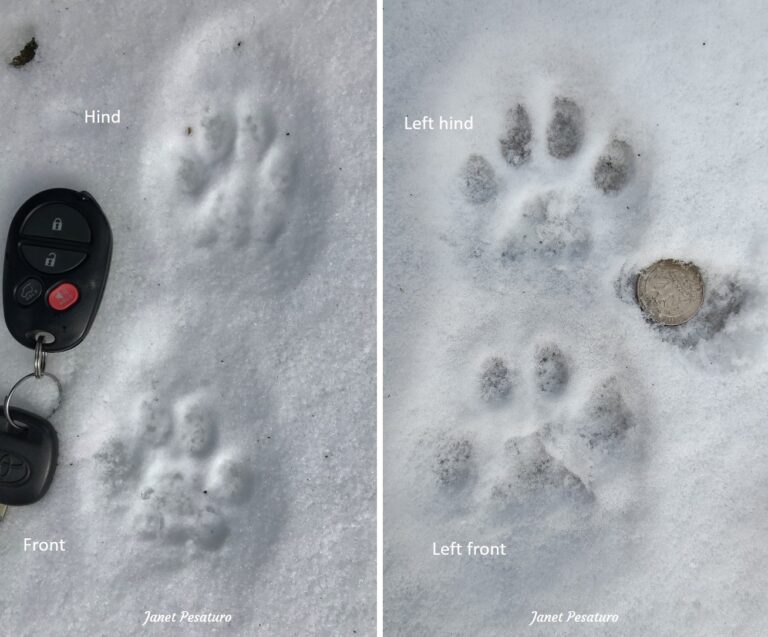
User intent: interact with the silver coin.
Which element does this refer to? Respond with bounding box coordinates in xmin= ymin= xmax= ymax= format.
xmin=636 ymin=259 xmax=704 ymax=326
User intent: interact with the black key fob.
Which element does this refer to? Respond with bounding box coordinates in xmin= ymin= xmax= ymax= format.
xmin=0 ymin=408 xmax=58 ymax=506
xmin=3 ymin=188 xmax=112 ymax=352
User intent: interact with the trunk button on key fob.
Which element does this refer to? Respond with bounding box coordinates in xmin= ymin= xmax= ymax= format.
xmin=47 ymin=283 xmax=79 ymax=311
xmin=20 ymin=203 xmax=92 ymax=244
xmin=14 ymin=278 xmax=42 ymax=306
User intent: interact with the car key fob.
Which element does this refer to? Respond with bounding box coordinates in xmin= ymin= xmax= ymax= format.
xmin=3 ymin=188 xmax=112 ymax=352
xmin=0 ymin=407 xmax=58 ymax=506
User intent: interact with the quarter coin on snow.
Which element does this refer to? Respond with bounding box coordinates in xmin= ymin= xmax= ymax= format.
xmin=636 ymin=259 xmax=704 ymax=326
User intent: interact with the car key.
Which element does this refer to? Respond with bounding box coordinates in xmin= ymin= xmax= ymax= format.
xmin=0 ymin=188 xmax=111 ymax=518
xmin=0 ymin=407 xmax=58 ymax=512
xmin=3 ymin=188 xmax=112 ymax=351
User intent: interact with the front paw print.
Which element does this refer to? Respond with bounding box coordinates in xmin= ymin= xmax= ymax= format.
xmin=96 ymin=389 xmax=262 ymax=555
xmin=424 ymin=340 xmax=643 ymax=526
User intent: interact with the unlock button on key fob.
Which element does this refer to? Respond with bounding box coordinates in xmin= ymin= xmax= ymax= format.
xmin=21 ymin=244 xmax=86 ymax=274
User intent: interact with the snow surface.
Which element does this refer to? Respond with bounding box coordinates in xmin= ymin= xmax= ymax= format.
xmin=0 ymin=2 xmax=375 ymax=635
xmin=385 ymin=1 xmax=768 ymax=635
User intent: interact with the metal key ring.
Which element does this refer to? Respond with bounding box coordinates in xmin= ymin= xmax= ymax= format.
xmin=4 ymin=372 xmax=62 ymax=431
xmin=34 ymin=336 xmax=46 ymax=378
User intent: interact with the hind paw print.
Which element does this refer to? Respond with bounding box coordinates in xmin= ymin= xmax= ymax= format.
xmin=96 ymin=389 xmax=255 ymax=553
xmin=456 ymin=95 xmax=645 ymax=278
xmin=139 ymin=31 xmax=327 ymax=293
xmin=176 ymin=105 xmax=295 ymax=251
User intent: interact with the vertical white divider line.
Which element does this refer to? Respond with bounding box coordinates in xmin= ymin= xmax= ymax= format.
xmin=376 ymin=0 xmax=384 ymax=632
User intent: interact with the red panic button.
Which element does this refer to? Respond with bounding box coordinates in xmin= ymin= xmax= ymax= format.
xmin=48 ymin=283 xmax=79 ymax=311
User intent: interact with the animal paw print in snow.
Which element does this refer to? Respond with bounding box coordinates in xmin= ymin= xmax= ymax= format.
xmin=96 ymin=390 xmax=254 ymax=552
xmin=431 ymin=342 xmax=641 ymax=515
xmin=460 ymin=97 xmax=638 ymax=265
xmin=177 ymin=106 xmax=296 ymax=250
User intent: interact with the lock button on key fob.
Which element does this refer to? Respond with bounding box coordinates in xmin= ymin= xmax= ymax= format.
xmin=20 ymin=202 xmax=92 ymax=243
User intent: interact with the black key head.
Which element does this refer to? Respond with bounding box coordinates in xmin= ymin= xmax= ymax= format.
xmin=0 ymin=408 xmax=58 ymax=506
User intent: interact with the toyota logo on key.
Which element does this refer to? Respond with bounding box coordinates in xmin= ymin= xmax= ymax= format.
xmin=0 ymin=450 xmax=31 ymax=486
